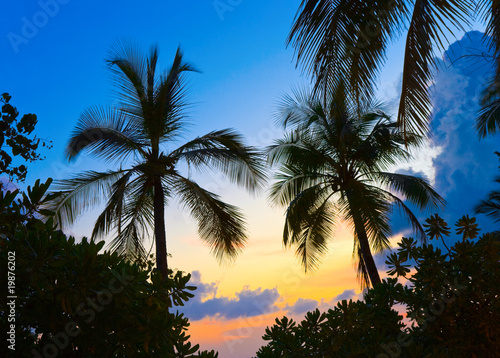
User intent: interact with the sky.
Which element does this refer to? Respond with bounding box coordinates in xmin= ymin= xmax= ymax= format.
xmin=2 ymin=2 xmax=499 ymax=357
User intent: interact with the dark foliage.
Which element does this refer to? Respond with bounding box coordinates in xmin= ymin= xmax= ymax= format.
xmin=0 ymin=93 xmax=51 ymax=182
xmin=0 ymin=178 xmax=218 ymax=357
xmin=255 ymin=215 xmax=500 ymax=358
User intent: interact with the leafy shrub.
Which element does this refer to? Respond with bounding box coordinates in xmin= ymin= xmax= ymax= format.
xmin=0 ymin=178 xmax=218 ymax=357
xmin=255 ymin=215 xmax=500 ymax=358
xmin=0 ymin=93 xmax=51 ymax=181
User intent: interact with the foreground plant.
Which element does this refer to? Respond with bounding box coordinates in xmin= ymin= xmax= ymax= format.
xmin=0 ymin=92 xmax=51 ymax=181
xmin=475 ymin=151 xmax=500 ymax=223
xmin=0 ymin=179 xmax=218 ymax=357
xmin=255 ymin=215 xmax=500 ymax=357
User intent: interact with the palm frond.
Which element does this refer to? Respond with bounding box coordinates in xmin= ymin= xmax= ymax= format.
xmin=106 ymin=39 xmax=148 ymax=121
xmin=267 ymin=130 xmax=331 ymax=170
xmin=288 ymin=0 xmax=407 ymax=105
xmin=398 ymin=0 xmax=471 ymax=137
xmin=382 ymin=189 xmax=427 ymax=242
xmin=111 ymin=175 xmax=155 ymax=257
xmin=275 ymin=86 xmax=324 ymax=129
xmin=352 ymin=241 xmax=369 ymax=290
xmin=289 ymin=1 xmax=473 ymax=140
xmin=66 ymin=105 xmax=147 ymax=162
xmin=269 ymin=163 xmax=330 ymax=208
xmin=282 ymin=184 xmax=336 ymax=272
xmin=153 ymin=47 xmax=197 ymax=144
xmin=294 ymin=200 xmax=335 ymax=272
xmin=172 ymin=129 xmax=267 ymax=193
xmin=477 ymin=0 xmax=500 ymax=78
xmin=354 ymin=117 xmax=416 ymax=171
xmin=373 ymin=172 xmax=445 ymax=210
xmin=340 ymin=182 xmax=392 ymax=254
xmin=91 ymin=170 xmax=135 ymax=239
xmin=47 ymin=170 xmax=129 ymax=229
xmin=108 ymin=221 xmax=148 ymax=261
xmin=173 ymin=176 xmax=247 ymax=263
xmin=475 ymin=189 xmax=500 ymax=223
xmin=476 ymin=79 xmax=500 ymax=137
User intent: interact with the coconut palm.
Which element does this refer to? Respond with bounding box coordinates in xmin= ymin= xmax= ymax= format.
xmin=268 ymin=86 xmax=444 ymax=287
xmin=49 ymin=43 xmax=266 ymax=278
xmin=287 ymin=0 xmax=500 ymax=139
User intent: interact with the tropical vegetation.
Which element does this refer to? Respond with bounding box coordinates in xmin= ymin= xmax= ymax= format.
xmin=268 ymin=86 xmax=444 ymax=287
xmin=0 ymin=92 xmax=51 ymax=182
xmin=0 ymin=179 xmax=218 ymax=357
xmin=287 ymin=0 xmax=500 ymax=139
xmin=254 ymin=214 xmax=500 ymax=357
xmin=47 ymin=44 xmax=266 ymax=278
xmin=2 ymin=1 xmax=500 ymax=356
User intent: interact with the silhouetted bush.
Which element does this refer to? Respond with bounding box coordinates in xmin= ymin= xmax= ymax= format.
xmin=255 ymin=215 xmax=500 ymax=358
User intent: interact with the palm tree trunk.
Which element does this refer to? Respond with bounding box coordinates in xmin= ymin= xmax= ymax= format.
xmin=351 ymin=213 xmax=381 ymax=287
xmin=153 ymin=177 xmax=169 ymax=278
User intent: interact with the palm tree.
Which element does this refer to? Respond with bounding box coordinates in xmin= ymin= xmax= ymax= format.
xmin=49 ymin=43 xmax=266 ymax=278
xmin=268 ymin=86 xmax=444 ymax=287
xmin=287 ymin=0 xmax=499 ymax=139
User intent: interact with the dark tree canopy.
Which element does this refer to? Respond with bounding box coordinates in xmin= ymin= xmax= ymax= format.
xmin=0 ymin=179 xmax=218 ymax=357
xmin=254 ymin=215 xmax=500 ymax=357
xmin=0 ymin=93 xmax=51 ymax=182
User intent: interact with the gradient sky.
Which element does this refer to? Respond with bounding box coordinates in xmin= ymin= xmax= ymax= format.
xmin=2 ymin=2 xmax=497 ymax=357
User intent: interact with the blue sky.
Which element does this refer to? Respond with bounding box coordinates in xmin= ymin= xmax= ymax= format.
xmin=2 ymin=2 xmax=499 ymax=357
xmin=2 ymin=0 xmax=305 ymax=189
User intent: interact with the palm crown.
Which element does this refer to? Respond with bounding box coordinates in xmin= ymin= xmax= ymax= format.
xmin=49 ymin=43 xmax=266 ymax=277
xmin=287 ymin=0 xmax=500 ymax=139
xmin=268 ymin=86 xmax=444 ymax=287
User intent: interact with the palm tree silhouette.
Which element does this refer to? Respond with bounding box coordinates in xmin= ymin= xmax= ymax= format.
xmin=268 ymin=86 xmax=444 ymax=287
xmin=50 ymin=43 xmax=266 ymax=277
xmin=287 ymin=1 xmax=499 ymax=140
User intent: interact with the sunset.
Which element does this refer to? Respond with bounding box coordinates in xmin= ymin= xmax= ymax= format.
xmin=1 ymin=1 xmax=499 ymax=357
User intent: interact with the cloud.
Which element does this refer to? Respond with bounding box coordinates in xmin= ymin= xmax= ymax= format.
xmin=179 ymin=271 xmax=280 ymax=321
xmin=388 ymin=31 xmax=499 ymax=247
xmin=333 ymin=288 xmax=357 ymax=301
xmin=285 ymin=289 xmax=360 ymax=316
xmin=429 ymin=31 xmax=499 ymax=235
xmin=0 ymin=176 xmax=19 ymax=192
xmin=285 ymin=298 xmax=318 ymax=315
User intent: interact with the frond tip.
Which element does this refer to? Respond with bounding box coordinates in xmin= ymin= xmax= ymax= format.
xmin=174 ymin=176 xmax=248 ymax=263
